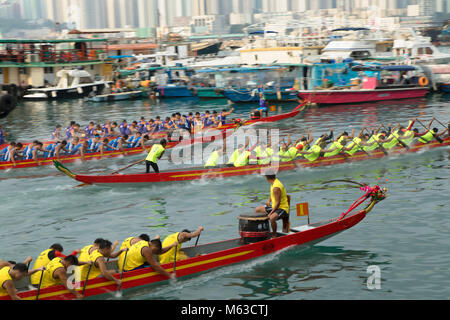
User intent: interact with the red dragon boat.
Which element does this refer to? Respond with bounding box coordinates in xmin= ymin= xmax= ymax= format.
xmin=54 ymin=136 xmax=450 ymax=186
xmin=0 ymin=185 xmax=387 ymax=300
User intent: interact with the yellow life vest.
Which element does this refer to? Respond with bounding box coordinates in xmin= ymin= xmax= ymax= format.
xmin=122 ymin=240 xmax=150 ymax=272
xmin=270 ymin=179 xmax=290 ymax=213
xmin=205 ymin=151 xmax=220 ymax=167
xmin=159 ymin=233 xmax=182 ymax=265
xmin=40 ymin=258 xmax=65 ymax=289
xmin=0 ymin=267 xmax=12 ymax=295
xmin=78 ymin=244 xmax=94 ymax=263
xmin=346 ymin=137 xmax=363 ymax=156
xmin=118 ymin=237 xmax=141 ymax=270
xmin=79 ymin=249 xmax=104 ymax=280
xmin=146 ymin=144 xmax=165 ymax=163
xmin=418 ymin=131 xmax=435 ymax=144
xmin=234 ymin=150 xmax=250 ymax=167
xmin=324 ymin=141 xmax=344 ymax=157
xmin=402 ymin=129 xmax=415 ymax=145
xmin=383 ymin=132 xmax=399 ymax=150
xmin=227 ymin=149 xmax=240 ymax=164
xmin=30 ymin=248 xmax=52 ymax=285
xmin=304 ymin=144 xmax=322 ymax=162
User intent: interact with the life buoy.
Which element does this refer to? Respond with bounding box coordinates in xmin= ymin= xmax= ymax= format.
xmin=418 ymin=76 xmax=429 ymax=87
xmin=115 ymin=80 xmax=125 ymax=89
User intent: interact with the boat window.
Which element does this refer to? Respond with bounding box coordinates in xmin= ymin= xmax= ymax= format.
xmin=425 ymin=47 xmax=433 ymax=54
xmin=79 ymin=77 xmax=93 ymax=84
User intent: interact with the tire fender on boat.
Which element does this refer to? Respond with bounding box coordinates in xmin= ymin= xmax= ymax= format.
xmin=0 ymin=93 xmax=17 ymax=119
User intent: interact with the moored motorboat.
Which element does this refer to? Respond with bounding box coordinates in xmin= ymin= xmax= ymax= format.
xmin=0 ymin=185 xmax=387 ymax=300
xmin=53 ymin=136 xmax=450 ymax=186
xmin=87 ymin=90 xmax=146 ymax=102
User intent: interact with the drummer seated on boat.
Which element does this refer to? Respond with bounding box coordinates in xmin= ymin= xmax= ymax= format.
xmin=254 ymin=172 xmax=290 ymax=237
xmin=254 ymin=94 xmax=268 ymax=118
xmin=159 ymin=226 xmax=204 ymax=264
xmin=79 ymin=239 xmax=127 ymax=289
xmin=119 ymin=237 xmax=177 ymax=280
xmin=0 ymin=263 xmax=44 ymax=300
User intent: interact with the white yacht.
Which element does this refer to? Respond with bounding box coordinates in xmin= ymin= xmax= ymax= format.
xmin=23 ymin=69 xmax=111 ymax=100
xmin=392 ymin=28 xmax=450 ymax=64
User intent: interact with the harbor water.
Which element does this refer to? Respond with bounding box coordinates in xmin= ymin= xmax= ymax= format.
xmin=0 ymin=92 xmax=449 ymax=300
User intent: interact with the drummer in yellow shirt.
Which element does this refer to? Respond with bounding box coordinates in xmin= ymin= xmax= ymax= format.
xmin=255 ymin=172 xmax=290 ymax=237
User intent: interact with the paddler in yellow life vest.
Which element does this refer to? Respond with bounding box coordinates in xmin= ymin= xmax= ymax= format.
xmin=145 ymin=139 xmax=167 ymax=173
xmin=159 ymin=226 xmax=204 ymax=265
xmin=78 ymin=239 xmax=127 ymax=288
xmin=30 ymin=243 xmax=80 ymax=286
xmin=204 ymin=145 xmax=224 ymax=168
xmin=251 ymin=141 xmax=272 ymax=165
xmin=322 ymin=130 xmax=353 ymax=157
xmin=117 ymin=234 xmax=150 ymax=270
xmin=119 ymin=238 xmax=177 ymax=279
xmin=39 ymin=255 xmax=86 ymax=300
xmin=254 ymin=172 xmax=290 ymax=237
xmin=0 ymin=261 xmax=43 ymax=300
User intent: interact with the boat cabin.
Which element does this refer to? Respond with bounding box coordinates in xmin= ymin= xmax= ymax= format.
xmin=0 ymin=38 xmax=113 ymax=87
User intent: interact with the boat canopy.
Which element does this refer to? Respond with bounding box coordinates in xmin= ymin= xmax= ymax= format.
xmin=351 ymin=65 xmax=416 ymax=72
xmin=331 ymin=27 xmax=370 ymax=32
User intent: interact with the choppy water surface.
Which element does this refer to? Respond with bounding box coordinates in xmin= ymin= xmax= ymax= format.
xmin=0 ymin=92 xmax=449 ymax=300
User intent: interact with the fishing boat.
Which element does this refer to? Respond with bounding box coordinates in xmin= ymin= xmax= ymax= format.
xmin=298 ymin=65 xmax=429 ymax=105
xmin=54 ymin=136 xmax=450 ymax=186
xmin=0 ymin=185 xmax=387 ymax=300
xmin=87 ymin=90 xmax=146 ymax=103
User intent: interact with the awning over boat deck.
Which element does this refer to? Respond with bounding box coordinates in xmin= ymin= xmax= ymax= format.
xmin=351 ymin=65 xmax=417 ymax=72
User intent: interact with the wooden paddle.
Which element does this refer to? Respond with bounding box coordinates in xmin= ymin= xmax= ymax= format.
xmin=172 ymin=245 xmax=178 ymax=275
xmin=81 ymin=263 xmax=92 ymax=296
xmin=117 ymin=250 xmax=128 ymax=293
xmin=35 ymin=267 xmax=45 ymax=300
xmin=416 ymin=119 xmax=443 ymax=143
xmin=194 ymin=234 xmax=201 ymax=247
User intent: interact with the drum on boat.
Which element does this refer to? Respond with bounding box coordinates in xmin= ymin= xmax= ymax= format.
xmin=238 ymin=212 xmax=271 ymax=244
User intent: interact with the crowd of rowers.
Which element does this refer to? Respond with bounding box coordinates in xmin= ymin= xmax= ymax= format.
xmin=0 ymin=228 xmax=204 ymax=300
xmin=201 ymin=117 xmax=449 ymax=169
xmin=0 ymin=108 xmax=235 ymax=165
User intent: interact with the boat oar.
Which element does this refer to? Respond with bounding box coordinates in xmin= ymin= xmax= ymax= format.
xmin=116 ymin=250 xmax=128 ymax=295
xmin=110 ymin=159 xmax=146 ymax=175
xmin=416 ymin=119 xmax=443 ymax=143
xmin=194 ymin=234 xmax=201 ymax=247
xmin=35 ymin=267 xmax=45 ymax=300
xmin=322 ymin=179 xmax=366 ymax=188
xmin=75 ymin=159 xmax=146 ymax=188
xmin=172 ymin=245 xmax=178 ymax=275
xmin=81 ymin=263 xmax=92 ymax=296
xmin=433 ymin=118 xmax=449 ymax=133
